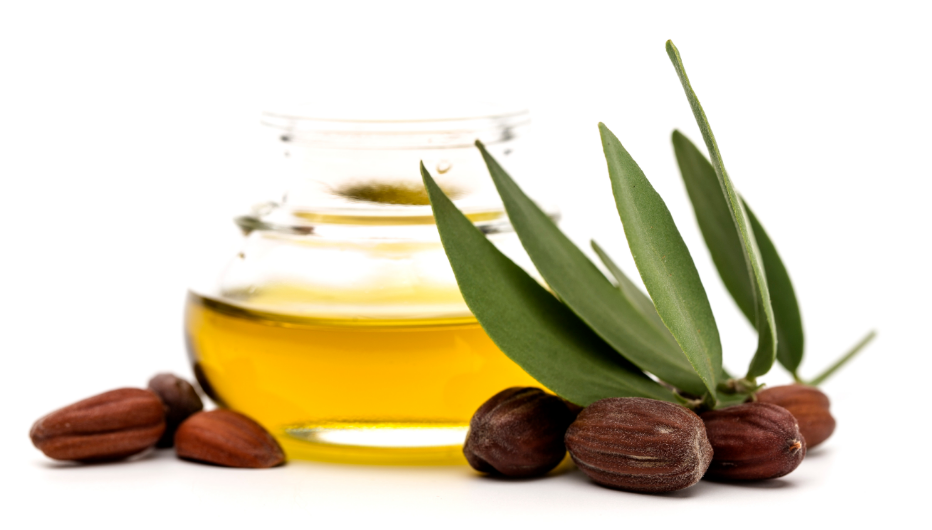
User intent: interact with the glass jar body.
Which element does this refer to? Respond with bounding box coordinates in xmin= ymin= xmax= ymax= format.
xmin=185 ymin=107 xmax=549 ymax=463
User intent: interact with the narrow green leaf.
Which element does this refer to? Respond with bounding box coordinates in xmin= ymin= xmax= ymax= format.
xmin=666 ymin=40 xmax=777 ymax=379
xmin=744 ymin=200 xmax=805 ymax=375
xmin=599 ymin=123 xmax=721 ymax=400
xmin=594 ymin=240 xmax=739 ymax=396
xmin=672 ymin=131 xmax=805 ymax=376
xmin=473 ymin=143 xmax=706 ymax=396
xmin=809 ymin=330 xmax=876 ymax=386
xmin=590 ymin=240 xmax=673 ymax=346
xmin=672 ymin=131 xmax=755 ymax=322
xmin=421 ymin=163 xmax=677 ymax=406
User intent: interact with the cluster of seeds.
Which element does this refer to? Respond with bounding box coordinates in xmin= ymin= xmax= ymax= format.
xmin=464 ymin=385 xmax=832 ymax=493
xmin=29 ymin=373 xmax=284 ymax=469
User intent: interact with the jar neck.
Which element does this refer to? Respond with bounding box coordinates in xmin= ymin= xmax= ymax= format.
xmin=241 ymin=104 xmax=558 ymax=241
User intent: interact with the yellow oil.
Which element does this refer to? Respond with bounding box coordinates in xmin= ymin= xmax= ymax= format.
xmin=184 ymin=291 xmax=539 ymax=464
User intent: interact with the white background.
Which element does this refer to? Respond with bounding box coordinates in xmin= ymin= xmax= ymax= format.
xmin=1 ymin=1 xmax=930 ymax=528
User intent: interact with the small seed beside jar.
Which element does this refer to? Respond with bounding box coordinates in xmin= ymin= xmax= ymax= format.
xmin=29 ymin=388 xmax=166 ymax=462
xmin=463 ymin=387 xmax=578 ymax=477
xmin=148 ymin=373 xmax=204 ymax=448
xmin=175 ymin=409 xmax=285 ymax=468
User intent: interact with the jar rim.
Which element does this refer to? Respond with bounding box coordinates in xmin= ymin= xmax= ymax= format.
xmin=260 ymin=101 xmax=528 ymax=124
xmin=260 ymin=103 xmax=531 ymax=150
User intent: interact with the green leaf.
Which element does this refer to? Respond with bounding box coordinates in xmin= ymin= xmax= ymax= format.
xmin=599 ymin=123 xmax=721 ymax=401
xmin=809 ymin=330 xmax=876 ymax=386
xmin=420 ymin=163 xmax=677 ymax=406
xmin=744 ymin=200 xmax=805 ymax=375
xmin=593 ymin=240 xmax=733 ymax=397
xmin=474 ymin=142 xmax=707 ymax=396
xmin=593 ymin=241 xmax=745 ymax=392
xmin=672 ymin=131 xmax=755 ymax=322
xmin=672 ymin=131 xmax=805 ymax=376
xmin=666 ymin=40 xmax=777 ymax=379
xmin=591 ymin=240 xmax=670 ymax=339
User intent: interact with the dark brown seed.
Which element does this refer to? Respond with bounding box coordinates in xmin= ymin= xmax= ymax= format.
xmin=148 ymin=373 xmax=204 ymax=448
xmin=756 ymin=384 xmax=835 ymax=448
xmin=564 ymin=397 xmax=712 ymax=493
xmin=701 ymin=402 xmax=806 ymax=480
xmin=30 ymin=388 xmax=166 ymax=462
xmin=174 ymin=410 xmax=285 ymax=468
xmin=463 ymin=387 xmax=578 ymax=477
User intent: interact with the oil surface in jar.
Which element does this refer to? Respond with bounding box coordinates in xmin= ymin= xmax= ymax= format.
xmin=184 ymin=291 xmax=540 ymax=464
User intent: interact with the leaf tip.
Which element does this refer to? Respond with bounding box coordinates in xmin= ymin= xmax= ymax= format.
xmin=597 ymin=122 xmax=614 ymax=141
xmin=419 ymin=161 xmax=434 ymax=186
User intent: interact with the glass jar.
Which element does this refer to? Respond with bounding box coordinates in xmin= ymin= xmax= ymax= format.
xmin=184 ymin=103 xmax=552 ymax=464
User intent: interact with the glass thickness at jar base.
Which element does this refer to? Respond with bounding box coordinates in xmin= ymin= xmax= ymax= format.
xmin=184 ymin=292 xmax=540 ymax=465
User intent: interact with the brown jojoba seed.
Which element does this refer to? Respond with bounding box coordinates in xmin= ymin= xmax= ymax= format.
xmin=148 ymin=373 xmax=204 ymax=448
xmin=564 ymin=397 xmax=713 ymax=493
xmin=756 ymin=384 xmax=835 ymax=448
xmin=701 ymin=402 xmax=806 ymax=481
xmin=463 ymin=387 xmax=578 ymax=477
xmin=174 ymin=409 xmax=285 ymax=468
xmin=30 ymin=388 xmax=166 ymax=462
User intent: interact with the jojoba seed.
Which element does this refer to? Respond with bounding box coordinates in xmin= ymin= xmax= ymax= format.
xmin=756 ymin=384 xmax=835 ymax=448
xmin=564 ymin=397 xmax=713 ymax=493
xmin=701 ymin=402 xmax=806 ymax=480
xmin=30 ymin=388 xmax=166 ymax=462
xmin=463 ymin=387 xmax=577 ymax=477
xmin=174 ymin=409 xmax=285 ymax=468
xmin=148 ymin=373 xmax=204 ymax=448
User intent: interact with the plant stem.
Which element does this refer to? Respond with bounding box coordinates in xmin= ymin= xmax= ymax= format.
xmin=808 ymin=330 xmax=877 ymax=386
